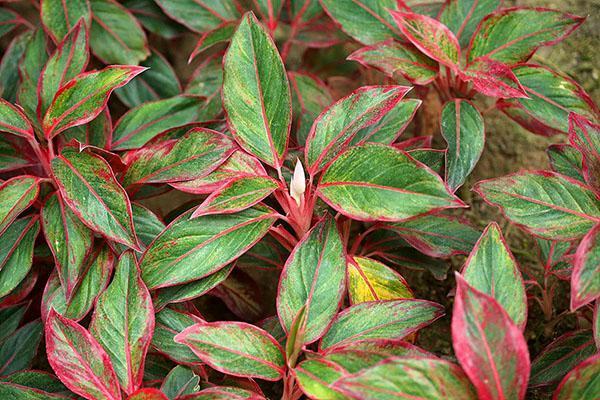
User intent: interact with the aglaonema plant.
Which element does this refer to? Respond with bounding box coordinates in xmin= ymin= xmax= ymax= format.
xmin=0 ymin=0 xmax=598 ymax=399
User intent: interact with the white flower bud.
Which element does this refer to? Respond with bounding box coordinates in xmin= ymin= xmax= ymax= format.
xmin=290 ymin=159 xmax=306 ymax=206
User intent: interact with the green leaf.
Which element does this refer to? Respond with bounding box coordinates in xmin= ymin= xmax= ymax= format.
xmin=497 ymin=64 xmax=599 ymax=136
xmin=152 ymin=308 xmax=202 ymax=365
xmin=41 ymin=193 xmax=94 ymax=300
xmin=140 ymin=205 xmax=276 ymax=289
xmin=554 ymin=354 xmax=600 ymax=400
xmin=38 ymin=20 xmax=89 ymax=119
xmin=123 ymin=128 xmax=234 ymax=187
xmin=320 ymin=299 xmax=443 ymax=351
xmin=0 ymin=370 xmax=71 ymax=399
xmin=317 ymin=144 xmax=464 ymax=222
xmin=571 ymin=224 xmax=600 ymax=310
xmin=474 ymin=171 xmax=600 ymax=240
xmin=441 ymin=99 xmax=484 ymax=191
xmin=0 ymin=8 xmax=27 ymax=40
xmin=0 ymin=98 xmax=35 ymax=138
xmin=61 ymin=108 xmax=112 ymax=149
xmin=530 ymin=330 xmax=596 ymax=388
xmin=276 ymin=217 xmax=345 ymax=345
xmin=111 ymin=96 xmax=204 ymax=150
xmin=51 ymin=147 xmax=140 ymax=250
xmin=115 ymin=51 xmax=181 ymax=108
xmin=452 ymin=274 xmax=530 ymax=400
xmin=570 ymin=114 xmax=600 ymax=193
xmin=160 ymin=366 xmax=199 ymax=399
xmin=90 ymin=251 xmax=154 ymax=394
xmin=175 ymin=321 xmax=285 ymax=381
xmin=45 ymin=310 xmax=122 ymax=400
xmin=0 ymin=216 xmax=39 ymax=298
xmin=42 ymin=65 xmax=145 ymax=139
xmin=192 ymin=176 xmax=280 ymax=217
xmin=595 ymin=302 xmax=600 ymax=350
xmin=347 ymin=256 xmax=412 ymax=304
xmin=40 ymin=0 xmax=91 ymax=43
xmin=42 ymin=245 xmax=115 ymax=321
xmin=467 ymin=8 xmax=584 ymax=65
xmin=387 ymin=213 xmax=480 ymax=258
xmin=0 ymin=176 xmax=40 ymax=236
xmin=90 ymin=0 xmax=149 ymax=65
xmin=16 ymin=29 xmax=48 ymax=125
xmin=154 ymin=0 xmax=240 ymax=33
xmin=0 ymin=383 xmax=71 ymax=399
xmin=305 ymin=86 xmax=410 ymax=173
xmin=223 ymin=12 xmax=291 ymax=168
xmin=348 ymin=39 xmax=438 ymax=85
xmin=118 ymin=203 xmax=165 ymax=253
xmin=289 ymin=71 xmax=332 ymax=146
xmin=0 ymin=303 xmax=28 ymax=343
xmin=189 ymin=22 xmax=237 ymax=62
xmin=547 ymin=144 xmax=585 ymax=183
xmin=0 ymin=320 xmax=43 ymax=375
xmin=0 ymin=32 xmax=30 ymax=103
xmin=185 ymin=57 xmax=223 ymax=121
xmin=331 ymin=357 xmax=477 ymax=399
xmin=439 ymin=0 xmax=501 ymax=47
xmin=390 ymin=11 xmax=460 ymax=68
xmin=462 ymin=222 xmax=527 ymax=328
xmin=320 ymin=0 xmax=402 ymax=44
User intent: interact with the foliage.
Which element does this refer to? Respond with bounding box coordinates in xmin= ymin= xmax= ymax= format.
xmin=0 ymin=0 xmax=598 ymax=399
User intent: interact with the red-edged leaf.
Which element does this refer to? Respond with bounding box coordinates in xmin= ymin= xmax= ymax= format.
xmin=452 ymin=274 xmax=530 ymax=400
xmin=127 ymin=388 xmax=168 ymax=400
xmin=175 ymin=321 xmax=286 ymax=381
xmin=40 ymin=0 xmax=91 ymax=43
xmin=43 ymin=65 xmax=145 ymax=139
xmin=45 ymin=310 xmax=122 ymax=400
xmin=460 ymin=57 xmax=528 ymax=98
xmin=0 ymin=98 xmax=34 ymax=138
xmin=189 ymin=22 xmax=236 ymax=62
xmin=51 ymin=147 xmax=140 ymax=250
xmin=0 ymin=175 xmax=41 ymax=236
xmin=569 ymin=114 xmax=600 ymax=194
xmin=438 ymin=0 xmax=501 ymax=47
xmin=154 ymin=0 xmax=240 ymax=34
xmin=390 ymin=11 xmax=460 ymax=68
xmin=90 ymin=251 xmax=154 ymax=394
xmin=546 ymin=144 xmax=585 ymax=183
xmin=347 ymin=39 xmax=439 ymax=86
xmin=0 ymin=216 xmax=40 ymax=298
xmin=571 ymin=224 xmax=600 ymax=310
xmin=553 ymin=353 xmax=600 ymax=400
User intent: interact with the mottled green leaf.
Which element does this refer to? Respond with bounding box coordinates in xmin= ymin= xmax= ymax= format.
xmin=571 ymin=224 xmax=600 ymax=310
xmin=320 ymin=299 xmax=444 ymax=350
xmin=154 ymin=0 xmax=240 ymax=33
xmin=441 ymin=99 xmax=484 ymax=191
xmin=152 ymin=308 xmax=202 ymax=365
xmin=52 ymin=148 xmax=140 ymax=249
xmin=41 ymin=0 xmax=91 ymax=43
xmin=0 ymin=98 xmax=35 ymax=138
xmin=0 ymin=320 xmax=42 ymax=375
xmin=16 ymin=30 xmax=48 ymax=125
xmin=189 ymin=22 xmax=236 ymax=62
xmin=160 ymin=366 xmax=199 ymax=399
xmin=90 ymin=0 xmax=149 ymax=65
xmin=289 ymin=71 xmax=332 ymax=146
xmin=570 ymin=114 xmax=600 ymax=193
xmin=462 ymin=223 xmax=527 ymax=328
xmin=474 ymin=171 xmax=600 ymax=240
xmin=185 ymin=57 xmax=223 ymax=121
xmin=223 ymin=12 xmax=291 ymax=168
xmin=317 ymin=144 xmax=464 ymax=222
xmin=0 ymin=303 xmax=28 ymax=344
xmin=439 ymin=0 xmax=501 ymax=47
xmin=0 ymin=176 xmax=40 ymax=236
xmin=124 ymin=0 xmax=185 ymax=39
xmin=0 ymin=32 xmax=30 ymax=103
xmin=276 ymin=217 xmax=345 ymax=345
xmin=0 ymin=8 xmax=27 ymax=40
xmin=547 ymin=144 xmax=585 ymax=183
xmin=0 ymin=217 xmax=39 ymax=298
xmin=347 ymin=256 xmax=412 ymax=304
xmin=90 ymin=251 xmax=154 ymax=394
xmin=175 ymin=321 xmax=285 ymax=381
xmin=554 ymin=354 xmax=600 ymax=400
xmin=140 ymin=205 xmax=276 ymax=289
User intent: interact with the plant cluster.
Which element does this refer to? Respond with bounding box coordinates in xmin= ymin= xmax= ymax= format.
xmin=0 ymin=0 xmax=598 ymax=399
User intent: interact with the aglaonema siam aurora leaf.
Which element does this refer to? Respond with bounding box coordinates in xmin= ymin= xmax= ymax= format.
xmin=0 ymin=31 xmax=30 ymax=103
xmin=452 ymin=274 xmax=530 ymax=400
xmin=188 ymin=22 xmax=236 ymax=62
xmin=140 ymin=205 xmax=277 ymax=289
xmin=462 ymin=222 xmax=528 ymax=329
xmin=90 ymin=251 xmax=154 ymax=394
xmin=151 ymin=308 xmax=203 ymax=365
xmin=553 ymin=354 xmax=600 ymax=400
xmin=440 ymin=99 xmax=485 ymax=192
xmin=0 ymin=175 xmax=41 ymax=236
xmin=467 ymin=7 xmax=585 ymax=65
xmin=276 ymin=216 xmax=345 ymax=345
xmin=51 ymin=147 xmax=140 ymax=250
xmin=304 ymin=85 xmax=411 ymax=173
xmin=319 ymin=299 xmax=444 ymax=351
xmin=347 ymin=39 xmax=438 ymax=86
xmin=571 ymin=224 xmax=600 ymax=310
xmin=41 ymin=193 xmax=94 ymax=301
xmin=15 ymin=29 xmax=48 ymax=125
xmin=460 ymin=57 xmax=529 ymax=99
xmin=160 ymin=366 xmax=199 ymax=399
xmin=0 ymin=320 xmax=43 ymax=375
xmin=497 ymin=64 xmax=599 ymax=136
xmin=595 ymin=301 xmax=600 ymax=350
xmin=0 ymin=98 xmax=35 ymax=138
xmin=46 ymin=310 xmax=122 ymax=400
xmin=40 ymin=0 xmax=91 ymax=43
xmin=42 ymin=65 xmax=145 ymax=139
xmin=127 ymin=388 xmax=168 ymax=400
xmin=0 ymin=302 xmax=28 ymax=343
xmin=569 ymin=113 xmax=600 ymax=193
xmin=0 ymin=8 xmax=27 ymax=41
xmin=222 ymin=12 xmax=291 ymax=169
xmin=154 ymin=0 xmax=240 ymax=33
xmin=347 ymin=256 xmax=413 ymax=304
xmin=547 ymin=144 xmax=585 ymax=183
xmin=439 ymin=0 xmax=501 ymax=47
xmin=317 ymin=144 xmax=465 ymax=222
xmin=175 ymin=321 xmax=285 ymax=381
xmin=474 ymin=171 xmax=600 ymax=240
xmin=0 ymin=216 xmax=40 ymax=298
xmin=37 ymin=19 xmax=89 ymax=120
xmin=122 ymin=128 xmax=235 ymax=187
xmin=390 ymin=11 xmax=460 ymax=68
